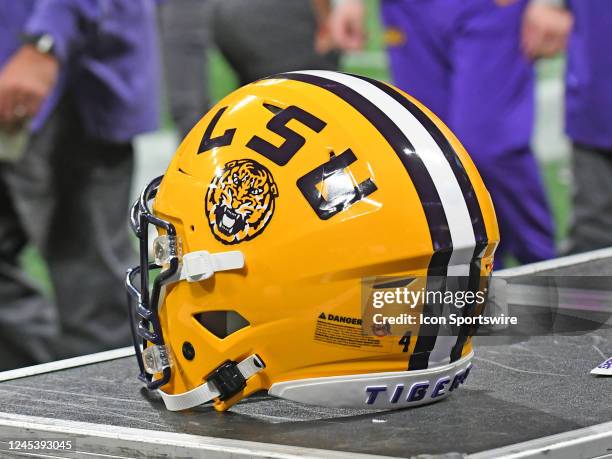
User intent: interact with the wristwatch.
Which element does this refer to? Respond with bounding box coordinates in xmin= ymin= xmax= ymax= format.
xmin=21 ymin=33 xmax=55 ymax=56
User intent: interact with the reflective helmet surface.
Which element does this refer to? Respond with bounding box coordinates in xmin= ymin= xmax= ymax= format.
xmin=127 ymin=70 xmax=499 ymax=412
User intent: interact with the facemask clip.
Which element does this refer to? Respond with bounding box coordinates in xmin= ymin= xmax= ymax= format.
xmin=142 ymin=344 xmax=174 ymax=375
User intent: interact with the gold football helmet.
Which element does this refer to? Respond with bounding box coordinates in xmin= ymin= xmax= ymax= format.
xmin=126 ymin=71 xmax=499 ymax=412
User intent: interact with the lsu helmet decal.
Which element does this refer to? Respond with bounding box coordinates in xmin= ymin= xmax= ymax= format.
xmin=206 ymin=158 xmax=278 ymax=244
xmin=126 ymin=70 xmax=499 ymax=412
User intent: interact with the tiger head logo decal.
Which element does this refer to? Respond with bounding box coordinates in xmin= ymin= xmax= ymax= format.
xmin=206 ymin=159 xmax=279 ymax=244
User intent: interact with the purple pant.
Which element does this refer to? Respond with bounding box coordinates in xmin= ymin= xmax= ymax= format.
xmin=381 ymin=0 xmax=555 ymax=265
xmin=566 ymin=0 xmax=612 ymax=149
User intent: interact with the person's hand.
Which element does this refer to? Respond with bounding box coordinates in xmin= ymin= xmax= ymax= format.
xmin=329 ymin=0 xmax=366 ymax=51
xmin=313 ymin=0 xmax=334 ymax=54
xmin=315 ymin=20 xmax=335 ymax=55
xmin=0 ymin=45 xmax=59 ymax=131
xmin=521 ymin=3 xmax=573 ymax=60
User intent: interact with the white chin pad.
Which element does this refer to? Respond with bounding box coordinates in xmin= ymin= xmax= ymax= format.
xmin=179 ymin=250 xmax=244 ymax=282
xmin=269 ymin=352 xmax=473 ymax=409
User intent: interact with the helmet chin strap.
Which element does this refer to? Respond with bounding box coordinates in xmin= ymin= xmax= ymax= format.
xmin=158 ymin=354 xmax=264 ymax=411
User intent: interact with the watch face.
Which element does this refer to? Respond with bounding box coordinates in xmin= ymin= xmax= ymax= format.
xmin=36 ymin=34 xmax=54 ymax=54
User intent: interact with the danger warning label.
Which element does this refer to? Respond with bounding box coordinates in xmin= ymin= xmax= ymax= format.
xmin=314 ymin=312 xmax=387 ymax=351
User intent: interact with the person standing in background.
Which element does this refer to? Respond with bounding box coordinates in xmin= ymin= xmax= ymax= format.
xmin=331 ymin=0 xmax=572 ymax=266
xmin=159 ymin=0 xmax=211 ymax=139
xmin=563 ymin=0 xmax=612 ymax=254
xmin=211 ymin=0 xmax=339 ymax=85
xmin=0 ymin=0 xmax=160 ymax=370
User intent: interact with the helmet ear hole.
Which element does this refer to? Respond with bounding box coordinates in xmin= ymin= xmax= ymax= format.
xmin=194 ymin=310 xmax=250 ymax=339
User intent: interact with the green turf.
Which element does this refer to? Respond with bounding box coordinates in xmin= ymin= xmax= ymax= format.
xmin=209 ymin=49 xmax=239 ymax=104
xmin=542 ymin=159 xmax=570 ymax=244
xmin=20 ymin=245 xmax=52 ymax=297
